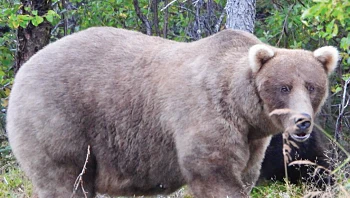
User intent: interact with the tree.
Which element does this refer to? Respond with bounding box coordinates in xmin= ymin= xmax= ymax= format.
xmin=225 ymin=0 xmax=256 ymax=33
xmin=15 ymin=0 xmax=52 ymax=73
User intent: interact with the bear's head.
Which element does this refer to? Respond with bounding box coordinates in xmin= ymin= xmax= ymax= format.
xmin=249 ymin=44 xmax=338 ymax=142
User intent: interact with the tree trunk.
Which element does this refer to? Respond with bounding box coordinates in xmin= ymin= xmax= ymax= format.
xmin=225 ymin=0 xmax=256 ymax=33
xmin=15 ymin=0 xmax=52 ymax=73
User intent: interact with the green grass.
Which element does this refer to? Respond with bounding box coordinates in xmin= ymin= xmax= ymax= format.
xmin=251 ymin=181 xmax=304 ymax=198
xmin=0 ymin=168 xmax=33 ymax=198
xmin=0 ymin=163 xmax=349 ymax=198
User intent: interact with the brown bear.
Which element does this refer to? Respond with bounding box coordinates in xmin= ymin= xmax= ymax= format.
xmin=7 ymin=27 xmax=338 ymax=198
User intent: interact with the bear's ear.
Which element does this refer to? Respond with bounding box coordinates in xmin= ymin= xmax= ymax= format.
xmin=249 ymin=44 xmax=275 ymax=73
xmin=313 ymin=46 xmax=339 ymax=75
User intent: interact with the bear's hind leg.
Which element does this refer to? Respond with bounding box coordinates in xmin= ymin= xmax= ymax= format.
xmin=31 ymin=156 xmax=96 ymax=198
xmin=10 ymin=132 xmax=96 ymax=198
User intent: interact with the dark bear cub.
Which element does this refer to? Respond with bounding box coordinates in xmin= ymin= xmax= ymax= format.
xmin=260 ymin=128 xmax=333 ymax=188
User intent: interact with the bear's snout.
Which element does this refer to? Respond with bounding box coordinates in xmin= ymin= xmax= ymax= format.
xmin=295 ymin=113 xmax=311 ymax=131
xmin=290 ymin=113 xmax=312 ymax=142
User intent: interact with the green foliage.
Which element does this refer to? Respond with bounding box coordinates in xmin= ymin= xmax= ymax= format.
xmin=302 ymin=0 xmax=350 ymax=70
xmin=251 ymin=181 xmax=304 ymax=198
xmin=256 ymin=0 xmax=349 ymax=67
xmin=255 ymin=1 xmax=313 ymax=49
xmin=71 ymin=0 xmax=139 ymax=29
xmin=6 ymin=3 xmax=59 ymax=29
xmin=0 ymin=168 xmax=33 ymax=197
xmin=0 ymin=1 xmax=60 ymax=138
xmin=0 ymin=1 xmax=16 ymax=136
xmin=69 ymin=0 xmax=226 ymax=41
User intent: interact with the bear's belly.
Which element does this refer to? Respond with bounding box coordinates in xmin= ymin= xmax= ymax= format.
xmin=95 ymin=151 xmax=185 ymax=196
xmin=93 ymin=125 xmax=185 ymax=196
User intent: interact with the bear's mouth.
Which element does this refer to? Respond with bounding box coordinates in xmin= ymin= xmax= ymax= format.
xmin=290 ymin=132 xmax=310 ymax=142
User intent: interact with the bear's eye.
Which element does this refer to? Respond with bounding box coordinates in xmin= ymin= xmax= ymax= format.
xmin=280 ymin=86 xmax=291 ymax=93
xmin=307 ymin=85 xmax=315 ymax=92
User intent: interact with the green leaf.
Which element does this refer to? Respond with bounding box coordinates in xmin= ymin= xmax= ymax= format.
xmin=11 ymin=20 xmax=19 ymax=29
xmin=47 ymin=10 xmax=57 ymax=15
xmin=340 ymin=36 xmax=350 ymax=51
xmin=326 ymin=19 xmax=335 ymax=34
xmin=17 ymin=14 xmax=31 ymax=21
xmin=31 ymin=16 xmax=44 ymax=26
xmin=332 ymin=23 xmax=338 ymax=37
xmin=19 ymin=20 xmax=30 ymax=28
xmin=45 ymin=14 xmax=53 ymax=23
xmin=342 ymin=74 xmax=350 ymax=81
xmin=31 ymin=10 xmax=38 ymax=16
xmin=333 ymin=86 xmax=342 ymax=93
xmin=24 ymin=6 xmax=31 ymax=12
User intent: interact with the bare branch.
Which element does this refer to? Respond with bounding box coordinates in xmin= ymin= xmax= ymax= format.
xmin=71 ymin=145 xmax=91 ymax=198
xmin=215 ymin=9 xmax=226 ymax=33
xmin=152 ymin=0 xmax=160 ymax=36
xmin=335 ymin=78 xmax=350 ymax=141
xmin=133 ymin=0 xmax=152 ymax=35
xmin=163 ymin=0 xmax=169 ymax=38
xmin=161 ymin=0 xmax=178 ymax=11
xmin=61 ymin=0 xmax=68 ymax=36
xmin=276 ymin=3 xmax=294 ymax=47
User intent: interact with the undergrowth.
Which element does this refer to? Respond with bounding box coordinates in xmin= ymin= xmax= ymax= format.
xmin=0 ymin=134 xmax=349 ymax=198
xmin=0 ymin=163 xmax=349 ymax=198
xmin=0 ymin=167 xmax=33 ymax=198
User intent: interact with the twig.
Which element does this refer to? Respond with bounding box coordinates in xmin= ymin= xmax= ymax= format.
xmin=133 ymin=0 xmax=152 ymax=35
xmin=163 ymin=0 xmax=169 ymax=38
xmin=335 ymin=78 xmax=350 ymax=141
xmin=192 ymin=0 xmax=200 ymax=6
xmin=194 ymin=0 xmax=202 ymax=39
xmin=152 ymin=0 xmax=160 ymax=36
xmin=161 ymin=0 xmax=178 ymax=11
xmin=161 ymin=0 xmax=187 ymax=11
xmin=276 ymin=3 xmax=294 ymax=46
xmin=61 ymin=0 xmax=68 ymax=36
xmin=215 ymin=9 xmax=226 ymax=33
xmin=314 ymin=124 xmax=350 ymax=175
xmin=282 ymin=132 xmax=291 ymax=194
xmin=178 ymin=5 xmax=196 ymax=14
xmin=288 ymin=160 xmax=332 ymax=174
xmin=71 ymin=145 xmax=91 ymax=198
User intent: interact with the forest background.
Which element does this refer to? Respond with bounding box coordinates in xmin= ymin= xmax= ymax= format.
xmin=0 ymin=0 xmax=349 ymax=197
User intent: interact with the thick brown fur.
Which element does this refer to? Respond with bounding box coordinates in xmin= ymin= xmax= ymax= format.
xmin=7 ymin=27 xmax=337 ymax=198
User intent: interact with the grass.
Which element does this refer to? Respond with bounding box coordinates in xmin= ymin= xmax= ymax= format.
xmin=0 ymin=165 xmax=349 ymax=198
xmin=0 ymin=136 xmax=349 ymax=197
xmin=0 ymin=167 xmax=33 ymax=198
xmin=251 ymin=181 xmax=304 ymax=198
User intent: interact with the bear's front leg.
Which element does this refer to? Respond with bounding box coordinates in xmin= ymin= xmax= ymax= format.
xmin=241 ymin=136 xmax=272 ymax=193
xmin=176 ymin=126 xmax=250 ymax=198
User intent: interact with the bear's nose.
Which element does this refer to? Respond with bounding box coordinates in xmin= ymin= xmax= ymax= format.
xmin=294 ymin=113 xmax=311 ymax=131
xmin=297 ymin=120 xmax=311 ymax=130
